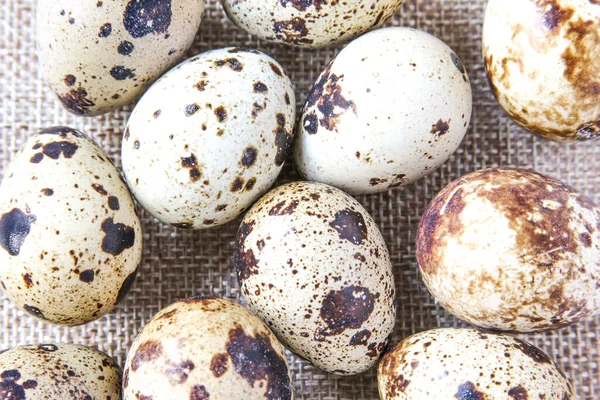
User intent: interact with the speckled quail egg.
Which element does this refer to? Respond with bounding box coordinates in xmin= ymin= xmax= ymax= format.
xmin=0 ymin=343 xmax=122 ymax=399
xmin=234 ymin=181 xmax=396 ymax=375
xmin=221 ymin=0 xmax=404 ymax=48
xmin=294 ymin=27 xmax=472 ymax=195
xmin=483 ymin=0 xmax=600 ymax=141
xmin=0 ymin=127 xmax=142 ymax=325
xmin=122 ymin=47 xmax=296 ymax=230
xmin=123 ymin=296 xmax=293 ymax=400
xmin=378 ymin=328 xmax=574 ymax=399
xmin=37 ymin=0 xmax=204 ymax=116
xmin=416 ymin=168 xmax=600 ymax=332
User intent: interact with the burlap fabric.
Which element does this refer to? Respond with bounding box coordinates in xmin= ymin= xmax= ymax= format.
xmin=1 ymin=0 xmax=599 ymax=398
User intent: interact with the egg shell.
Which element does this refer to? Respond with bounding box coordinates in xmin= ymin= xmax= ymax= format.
xmin=122 ymin=47 xmax=296 ymax=230
xmin=0 ymin=127 xmax=142 ymax=325
xmin=221 ymin=0 xmax=404 ymax=48
xmin=0 ymin=343 xmax=122 ymax=399
xmin=483 ymin=0 xmax=600 ymax=142
xmin=293 ymin=27 xmax=472 ymax=195
xmin=378 ymin=328 xmax=574 ymax=399
xmin=123 ymin=296 xmax=293 ymax=400
xmin=37 ymin=0 xmax=204 ymax=116
xmin=416 ymin=168 xmax=600 ymax=332
xmin=234 ymin=181 xmax=396 ymax=375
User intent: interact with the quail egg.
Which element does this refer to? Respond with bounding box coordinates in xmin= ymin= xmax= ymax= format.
xmin=0 ymin=127 xmax=142 ymax=325
xmin=294 ymin=27 xmax=472 ymax=194
xmin=122 ymin=47 xmax=296 ymax=229
xmin=37 ymin=0 xmax=204 ymax=116
xmin=234 ymin=181 xmax=396 ymax=374
xmin=123 ymin=296 xmax=293 ymax=400
xmin=416 ymin=168 xmax=600 ymax=332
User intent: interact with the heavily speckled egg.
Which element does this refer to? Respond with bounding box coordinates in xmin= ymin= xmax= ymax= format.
xmin=483 ymin=0 xmax=600 ymax=142
xmin=221 ymin=0 xmax=404 ymax=48
xmin=37 ymin=0 xmax=204 ymax=116
xmin=0 ymin=127 xmax=142 ymax=325
xmin=416 ymin=168 xmax=600 ymax=332
xmin=378 ymin=328 xmax=574 ymax=399
xmin=0 ymin=343 xmax=122 ymax=399
xmin=122 ymin=47 xmax=296 ymax=230
xmin=234 ymin=181 xmax=396 ymax=375
xmin=123 ymin=296 xmax=293 ymax=400
xmin=294 ymin=27 xmax=472 ymax=195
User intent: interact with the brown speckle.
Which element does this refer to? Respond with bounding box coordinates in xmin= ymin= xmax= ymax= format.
xmin=329 ymin=209 xmax=368 ymax=245
xmin=101 ymin=218 xmax=136 ymax=256
xmin=241 ymin=147 xmax=258 ymax=167
xmin=210 ymin=353 xmax=228 ymax=378
xmin=131 ymin=340 xmax=163 ymax=372
xmin=431 ymin=119 xmax=450 ymax=137
xmin=318 ymin=286 xmax=375 ymax=337
xmin=214 ymin=106 xmax=227 ymax=122
xmin=455 ymin=381 xmax=486 ymax=400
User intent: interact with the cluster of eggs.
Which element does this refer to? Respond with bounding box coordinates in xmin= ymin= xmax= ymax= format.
xmin=0 ymin=0 xmax=598 ymax=398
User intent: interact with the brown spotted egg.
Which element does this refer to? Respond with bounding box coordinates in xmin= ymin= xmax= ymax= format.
xmin=122 ymin=47 xmax=296 ymax=230
xmin=378 ymin=328 xmax=574 ymax=399
xmin=0 ymin=343 xmax=122 ymax=399
xmin=483 ymin=0 xmax=600 ymax=141
xmin=294 ymin=27 xmax=472 ymax=194
xmin=221 ymin=0 xmax=404 ymax=48
xmin=123 ymin=296 xmax=293 ymax=400
xmin=0 ymin=127 xmax=142 ymax=325
xmin=37 ymin=0 xmax=204 ymax=116
xmin=234 ymin=181 xmax=396 ymax=375
xmin=416 ymin=168 xmax=600 ymax=332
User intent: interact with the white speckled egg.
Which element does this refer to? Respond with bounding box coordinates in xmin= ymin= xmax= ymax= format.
xmin=122 ymin=47 xmax=296 ymax=230
xmin=416 ymin=168 xmax=600 ymax=332
xmin=221 ymin=0 xmax=404 ymax=48
xmin=294 ymin=27 xmax=472 ymax=195
xmin=0 ymin=127 xmax=142 ymax=325
xmin=378 ymin=328 xmax=574 ymax=399
xmin=123 ymin=296 xmax=293 ymax=400
xmin=37 ymin=0 xmax=204 ymax=116
xmin=0 ymin=343 xmax=122 ymax=399
xmin=483 ymin=0 xmax=600 ymax=142
xmin=234 ymin=181 xmax=396 ymax=375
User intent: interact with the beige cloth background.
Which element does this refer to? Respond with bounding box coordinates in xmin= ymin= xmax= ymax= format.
xmin=1 ymin=0 xmax=599 ymax=398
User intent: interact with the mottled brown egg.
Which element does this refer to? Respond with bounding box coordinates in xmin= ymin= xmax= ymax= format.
xmin=234 ymin=181 xmax=396 ymax=375
xmin=483 ymin=0 xmax=600 ymax=141
xmin=378 ymin=328 xmax=574 ymax=399
xmin=37 ymin=0 xmax=204 ymax=116
xmin=0 ymin=343 xmax=122 ymax=399
xmin=416 ymin=168 xmax=600 ymax=332
xmin=221 ymin=0 xmax=404 ymax=48
xmin=0 ymin=127 xmax=142 ymax=325
xmin=123 ymin=296 xmax=293 ymax=400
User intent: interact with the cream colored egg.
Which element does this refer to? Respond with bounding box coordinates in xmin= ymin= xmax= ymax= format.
xmin=483 ymin=0 xmax=600 ymax=141
xmin=123 ymin=296 xmax=293 ymax=400
xmin=378 ymin=328 xmax=573 ymax=399
xmin=294 ymin=27 xmax=472 ymax=194
xmin=234 ymin=181 xmax=396 ymax=374
xmin=37 ymin=0 xmax=204 ymax=116
xmin=0 ymin=343 xmax=122 ymax=399
xmin=221 ymin=0 xmax=404 ymax=48
xmin=0 ymin=127 xmax=142 ymax=325
xmin=416 ymin=168 xmax=600 ymax=332
xmin=122 ymin=47 xmax=296 ymax=230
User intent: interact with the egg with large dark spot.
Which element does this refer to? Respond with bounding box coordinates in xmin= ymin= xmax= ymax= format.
xmin=0 ymin=343 xmax=122 ymax=399
xmin=0 ymin=127 xmax=142 ymax=325
xmin=123 ymin=296 xmax=293 ymax=399
xmin=378 ymin=328 xmax=574 ymax=399
xmin=37 ymin=0 xmax=204 ymax=116
xmin=221 ymin=0 xmax=404 ymax=48
xmin=294 ymin=27 xmax=472 ymax=194
xmin=483 ymin=0 xmax=600 ymax=141
xmin=234 ymin=181 xmax=396 ymax=374
xmin=122 ymin=47 xmax=295 ymax=230
xmin=416 ymin=168 xmax=600 ymax=332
